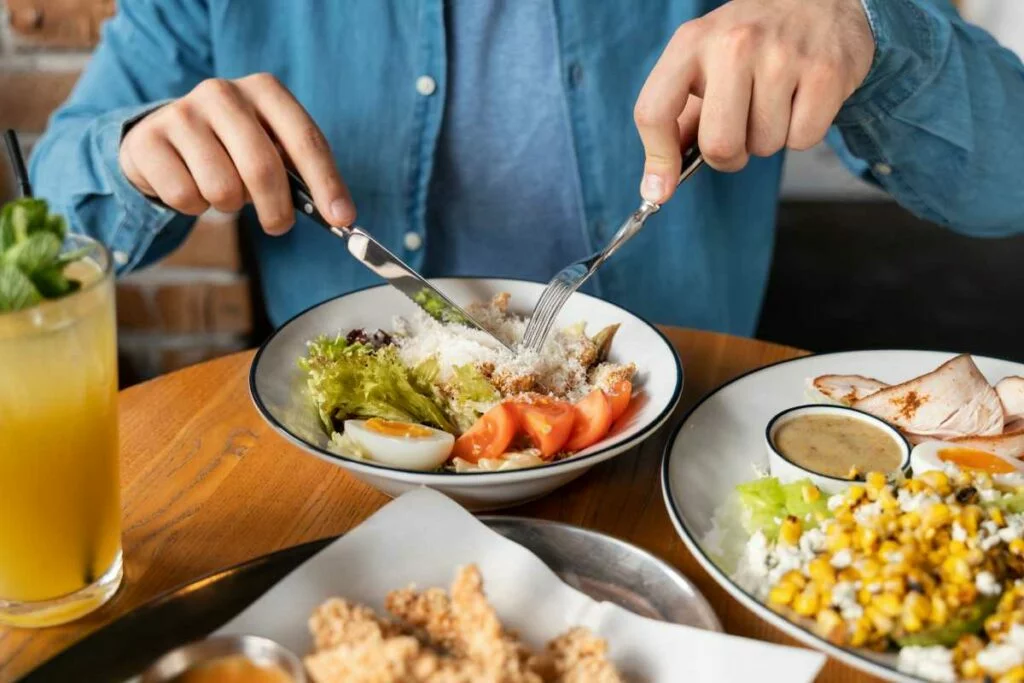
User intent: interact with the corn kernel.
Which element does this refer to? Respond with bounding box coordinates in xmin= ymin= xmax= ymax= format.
xmin=883 ymin=577 xmax=907 ymax=596
xmin=838 ymin=567 xmax=859 ymax=584
xmin=793 ymin=588 xmax=820 ymax=617
xmin=780 ymin=516 xmax=803 ymax=546
xmin=942 ymin=556 xmax=972 ymax=584
xmin=849 ymin=618 xmax=871 ymax=647
xmin=857 ymin=526 xmax=879 ymax=553
xmin=865 ymin=606 xmax=895 ymax=634
xmin=926 ymin=503 xmax=952 ymax=528
xmin=1010 ymin=539 xmax=1024 ymax=557
xmin=847 ymin=485 xmax=866 ymax=504
xmin=998 ymin=666 xmax=1024 ymax=683
xmin=826 ymin=526 xmax=852 ymax=552
xmin=873 ymin=594 xmax=903 ymax=618
xmin=816 ymin=608 xmax=845 ymax=643
xmin=780 ymin=570 xmax=807 ymax=590
xmin=768 ymin=583 xmax=797 ymax=606
xmin=920 ymin=470 xmax=951 ymax=495
xmin=931 ymin=595 xmax=950 ymax=626
xmin=961 ymin=660 xmax=983 ymax=679
xmin=905 ymin=593 xmax=931 ymax=621
xmin=906 ymin=479 xmax=926 ymax=494
xmin=801 ymin=484 xmax=821 ymax=503
xmin=879 ymin=540 xmax=901 ymax=558
xmin=865 ymin=471 xmax=887 ymax=494
xmin=858 ymin=558 xmax=882 ymax=580
xmin=966 ymin=548 xmax=985 ymax=567
xmin=960 ymin=506 xmax=982 ymax=535
xmin=808 ymin=557 xmax=836 ymax=587
xmin=991 ymin=507 xmax=1006 ymax=526
xmin=901 ymin=611 xmax=923 ymax=633
xmin=949 ymin=540 xmax=968 ymax=556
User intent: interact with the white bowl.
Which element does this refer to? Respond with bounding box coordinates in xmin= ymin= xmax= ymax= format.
xmin=765 ymin=404 xmax=911 ymax=494
xmin=250 ymin=277 xmax=683 ymax=511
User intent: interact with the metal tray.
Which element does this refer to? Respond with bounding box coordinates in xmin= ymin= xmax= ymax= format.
xmin=22 ymin=516 xmax=720 ymax=682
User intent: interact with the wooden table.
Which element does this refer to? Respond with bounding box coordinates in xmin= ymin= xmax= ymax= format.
xmin=0 ymin=328 xmax=881 ymax=683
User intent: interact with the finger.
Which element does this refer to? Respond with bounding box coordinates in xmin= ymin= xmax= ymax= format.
xmin=634 ymin=22 xmax=705 ymax=203
xmin=787 ymin=64 xmax=846 ymax=151
xmin=677 ymin=94 xmax=704 ymax=152
xmin=747 ymin=45 xmax=798 ymax=158
xmin=238 ymin=73 xmax=356 ymax=226
xmin=127 ymin=132 xmax=208 ymax=215
xmin=192 ymin=79 xmax=294 ymax=234
xmin=162 ymin=104 xmax=246 ymax=213
xmin=698 ymin=32 xmax=755 ymax=172
xmin=119 ymin=138 xmax=156 ymax=197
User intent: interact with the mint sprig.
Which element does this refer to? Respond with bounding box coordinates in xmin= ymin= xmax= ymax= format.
xmin=0 ymin=199 xmax=84 ymax=312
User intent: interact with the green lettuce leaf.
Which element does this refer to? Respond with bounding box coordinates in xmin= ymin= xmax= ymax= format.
xmin=450 ymin=364 xmax=500 ymax=403
xmin=300 ymin=335 xmax=455 ymax=433
xmin=735 ymin=477 xmax=831 ymax=540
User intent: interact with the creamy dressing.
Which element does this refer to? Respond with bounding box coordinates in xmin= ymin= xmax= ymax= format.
xmin=774 ymin=415 xmax=902 ymax=478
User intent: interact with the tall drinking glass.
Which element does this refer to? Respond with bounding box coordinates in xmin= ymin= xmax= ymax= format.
xmin=0 ymin=234 xmax=122 ymax=627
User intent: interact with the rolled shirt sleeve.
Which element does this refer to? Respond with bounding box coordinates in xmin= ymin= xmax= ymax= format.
xmin=829 ymin=0 xmax=1024 ymax=237
xmin=28 ymin=0 xmax=213 ymax=273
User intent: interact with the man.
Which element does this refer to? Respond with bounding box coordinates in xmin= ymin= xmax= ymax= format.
xmin=29 ymin=0 xmax=1024 ymax=334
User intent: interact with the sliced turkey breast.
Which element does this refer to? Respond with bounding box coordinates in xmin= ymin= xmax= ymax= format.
xmin=950 ymin=429 xmax=1024 ymax=460
xmin=853 ymin=354 xmax=1004 ymax=440
xmin=997 ymin=377 xmax=1024 ymax=425
xmin=809 ymin=374 xmax=889 ymax=406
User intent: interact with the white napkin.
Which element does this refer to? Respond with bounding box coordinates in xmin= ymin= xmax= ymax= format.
xmin=216 ymin=488 xmax=826 ymax=682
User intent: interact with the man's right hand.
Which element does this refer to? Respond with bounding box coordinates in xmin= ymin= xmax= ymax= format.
xmin=119 ymin=73 xmax=355 ymax=235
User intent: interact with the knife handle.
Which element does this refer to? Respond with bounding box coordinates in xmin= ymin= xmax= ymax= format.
xmin=286 ymin=168 xmax=333 ymax=230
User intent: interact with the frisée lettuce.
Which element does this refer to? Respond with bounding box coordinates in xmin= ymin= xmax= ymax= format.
xmin=300 ymin=335 xmax=455 ymax=433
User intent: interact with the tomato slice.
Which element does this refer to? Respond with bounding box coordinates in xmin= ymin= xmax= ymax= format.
xmin=511 ymin=398 xmax=575 ymax=459
xmin=565 ymin=389 xmax=613 ymax=452
xmin=606 ymin=380 xmax=633 ymax=423
xmin=451 ymin=404 xmax=518 ymax=464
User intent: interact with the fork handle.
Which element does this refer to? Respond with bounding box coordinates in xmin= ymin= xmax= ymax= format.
xmin=677 ymin=144 xmax=704 ymax=189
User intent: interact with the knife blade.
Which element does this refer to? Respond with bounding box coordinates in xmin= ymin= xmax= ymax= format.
xmin=286 ymin=169 xmax=513 ymax=352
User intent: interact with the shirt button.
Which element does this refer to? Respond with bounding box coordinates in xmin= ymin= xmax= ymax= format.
xmin=568 ymin=62 xmax=584 ymax=88
xmin=403 ymin=231 xmax=423 ymax=251
xmin=415 ymin=75 xmax=437 ymax=96
xmin=874 ymin=162 xmax=893 ymax=176
xmin=112 ymin=250 xmax=129 ymax=266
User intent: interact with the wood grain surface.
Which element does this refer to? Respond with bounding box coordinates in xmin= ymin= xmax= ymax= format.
xmin=0 ymin=328 xmax=882 ymax=683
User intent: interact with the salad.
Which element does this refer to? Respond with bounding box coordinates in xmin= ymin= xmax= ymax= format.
xmin=709 ymin=454 xmax=1024 ymax=683
xmin=299 ymin=294 xmax=637 ymax=473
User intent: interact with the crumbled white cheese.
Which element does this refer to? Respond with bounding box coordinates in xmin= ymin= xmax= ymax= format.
xmin=827 ymin=494 xmax=845 ymax=512
xmin=998 ymin=513 xmax=1024 ymax=544
xmin=831 ymin=581 xmax=863 ymax=620
xmin=977 ymin=625 xmax=1024 ymax=675
xmin=733 ymin=528 xmax=822 ymax=601
xmin=981 ymin=488 xmax=1001 ymax=502
xmin=951 ymin=522 xmax=968 ymax=543
xmin=976 ymin=571 xmax=1002 ymax=597
xmin=394 ymin=306 xmax=598 ymax=400
xmin=853 ymin=501 xmax=882 ymax=526
xmin=897 ymin=489 xmax=941 ymax=513
xmin=830 ymin=549 xmax=852 ymax=569
xmin=898 ymin=646 xmax=957 ymax=683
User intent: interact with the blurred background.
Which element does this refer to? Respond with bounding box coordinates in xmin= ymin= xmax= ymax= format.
xmin=1 ymin=0 xmax=1021 ymax=389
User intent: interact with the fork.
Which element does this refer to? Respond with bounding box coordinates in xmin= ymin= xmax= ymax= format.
xmin=520 ymin=146 xmax=704 ymax=354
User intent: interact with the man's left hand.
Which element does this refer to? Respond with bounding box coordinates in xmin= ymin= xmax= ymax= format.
xmin=634 ymin=0 xmax=875 ymax=202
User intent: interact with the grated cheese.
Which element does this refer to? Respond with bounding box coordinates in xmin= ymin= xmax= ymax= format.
xmin=393 ymin=297 xmax=599 ymax=402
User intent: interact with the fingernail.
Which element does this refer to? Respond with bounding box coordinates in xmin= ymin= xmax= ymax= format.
xmin=641 ymin=174 xmax=665 ymax=202
xmin=330 ymin=199 xmax=352 ymax=224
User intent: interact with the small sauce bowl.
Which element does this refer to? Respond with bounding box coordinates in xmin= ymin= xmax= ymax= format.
xmin=765 ymin=405 xmax=911 ymax=495
xmin=140 ymin=634 xmax=305 ymax=683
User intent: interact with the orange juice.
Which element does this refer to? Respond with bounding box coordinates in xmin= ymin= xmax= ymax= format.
xmin=0 ymin=238 xmax=122 ymax=627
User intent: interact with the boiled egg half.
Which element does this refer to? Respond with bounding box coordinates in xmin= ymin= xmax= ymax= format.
xmin=910 ymin=440 xmax=1024 ymax=477
xmin=344 ymin=418 xmax=454 ymax=471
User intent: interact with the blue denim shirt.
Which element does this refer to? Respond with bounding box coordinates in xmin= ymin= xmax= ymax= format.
xmin=29 ymin=0 xmax=1024 ymax=334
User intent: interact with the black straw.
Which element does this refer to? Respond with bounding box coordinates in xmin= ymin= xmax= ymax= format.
xmin=3 ymin=129 xmax=33 ymax=198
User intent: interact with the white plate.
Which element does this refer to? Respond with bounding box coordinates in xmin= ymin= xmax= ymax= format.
xmin=250 ymin=277 xmax=682 ymax=511
xmin=661 ymin=350 xmax=1024 ymax=682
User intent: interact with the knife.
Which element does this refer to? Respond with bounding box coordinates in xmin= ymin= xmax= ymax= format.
xmin=287 ymin=169 xmax=514 ymax=352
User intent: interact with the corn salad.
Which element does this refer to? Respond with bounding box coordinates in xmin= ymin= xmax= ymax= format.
xmin=741 ymin=468 xmax=1024 ymax=682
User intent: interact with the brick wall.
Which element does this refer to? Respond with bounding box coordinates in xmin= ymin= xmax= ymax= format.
xmin=0 ymin=0 xmax=256 ymax=385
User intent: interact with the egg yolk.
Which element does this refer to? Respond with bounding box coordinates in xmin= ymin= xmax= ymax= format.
xmin=364 ymin=418 xmax=434 ymax=439
xmin=938 ymin=447 xmax=1016 ymax=474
